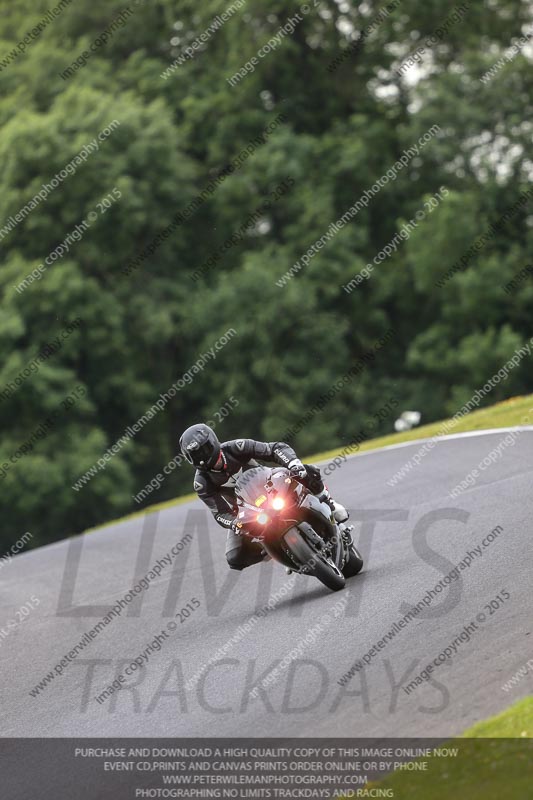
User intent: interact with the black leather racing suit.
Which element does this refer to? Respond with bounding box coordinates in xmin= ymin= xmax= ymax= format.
xmin=192 ymin=439 xmax=325 ymax=570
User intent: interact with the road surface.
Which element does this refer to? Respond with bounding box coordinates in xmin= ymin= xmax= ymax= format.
xmin=1 ymin=429 xmax=532 ymax=740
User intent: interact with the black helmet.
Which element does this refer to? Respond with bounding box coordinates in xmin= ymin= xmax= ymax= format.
xmin=179 ymin=424 xmax=221 ymax=469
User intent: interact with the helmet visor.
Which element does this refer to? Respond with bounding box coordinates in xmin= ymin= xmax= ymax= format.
xmin=185 ymin=439 xmax=219 ymax=468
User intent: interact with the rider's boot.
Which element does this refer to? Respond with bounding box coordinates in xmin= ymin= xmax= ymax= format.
xmin=318 ymin=489 xmax=353 ymax=545
xmin=340 ymin=523 xmax=355 ymax=547
xmin=317 ymin=488 xmax=349 ymax=523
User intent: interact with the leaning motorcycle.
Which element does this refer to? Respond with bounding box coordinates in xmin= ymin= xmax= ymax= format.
xmin=234 ymin=465 xmax=363 ymax=592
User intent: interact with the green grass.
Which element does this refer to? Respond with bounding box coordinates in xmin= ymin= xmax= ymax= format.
xmin=462 ymin=696 xmax=533 ymax=739
xmin=359 ymin=698 xmax=533 ymax=800
xmin=85 ymin=393 xmax=533 ymax=534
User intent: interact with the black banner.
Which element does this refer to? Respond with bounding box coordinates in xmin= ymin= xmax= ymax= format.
xmin=2 ymin=737 xmax=532 ymax=800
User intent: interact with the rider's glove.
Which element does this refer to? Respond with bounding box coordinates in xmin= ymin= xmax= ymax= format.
xmin=288 ymin=458 xmax=307 ymax=478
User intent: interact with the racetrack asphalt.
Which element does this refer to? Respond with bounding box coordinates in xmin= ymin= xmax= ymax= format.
xmin=1 ymin=428 xmax=532 ymax=740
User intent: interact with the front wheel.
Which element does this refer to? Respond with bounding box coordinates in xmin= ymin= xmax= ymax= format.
xmin=343 ymin=544 xmax=364 ymax=577
xmin=284 ymin=528 xmax=345 ymax=592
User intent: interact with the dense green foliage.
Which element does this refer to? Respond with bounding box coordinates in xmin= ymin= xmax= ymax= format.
xmin=0 ymin=0 xmax=532 ymax=549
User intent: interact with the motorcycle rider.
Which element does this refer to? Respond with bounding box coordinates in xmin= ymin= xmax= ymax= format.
xmin=180 ymin=423 xmax=352 ymax=571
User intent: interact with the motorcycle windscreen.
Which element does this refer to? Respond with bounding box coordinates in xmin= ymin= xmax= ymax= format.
xmin=234 ymin=466 xmax=271 ymax=506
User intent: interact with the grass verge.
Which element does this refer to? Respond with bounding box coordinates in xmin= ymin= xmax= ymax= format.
xmin=355 ymin=698 xmax=533 ymax=799
xmin=311 ymin=393 xmax=533 ymax=464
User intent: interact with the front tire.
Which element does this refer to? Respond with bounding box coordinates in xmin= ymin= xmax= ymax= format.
xmin=284 ymin=528 xmax=345 ymax=592
xmin=343 ymin=544 xmax=364 ymax=577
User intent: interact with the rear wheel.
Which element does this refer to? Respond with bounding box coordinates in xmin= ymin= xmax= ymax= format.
xmin=284 ymin=528 xmax=345 ymax=592
xmin=343 ymin=544 xmax=364 ymax=577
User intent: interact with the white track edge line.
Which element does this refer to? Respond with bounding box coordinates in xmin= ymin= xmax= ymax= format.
xmin=315 ymin=426 xmax=533 ymax=466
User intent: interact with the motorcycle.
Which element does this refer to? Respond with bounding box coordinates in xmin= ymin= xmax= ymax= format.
xmin=234 ymin=465 xmax=363 ymax=592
